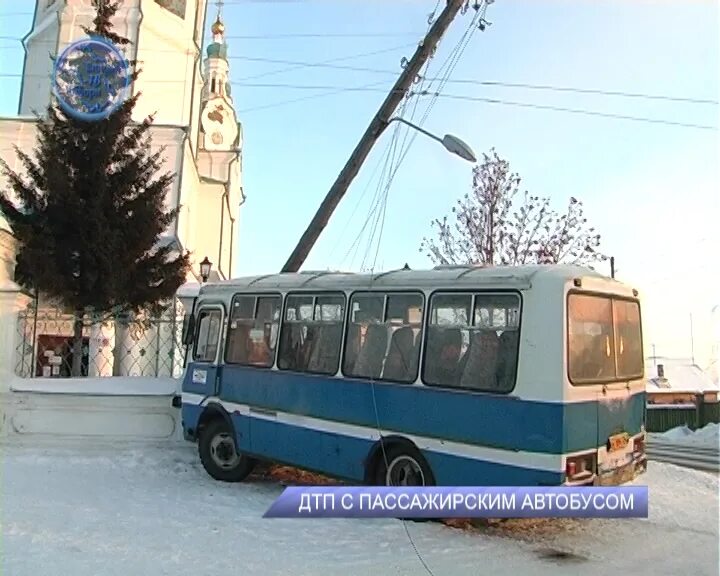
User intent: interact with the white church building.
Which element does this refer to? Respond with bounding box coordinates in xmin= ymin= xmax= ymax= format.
xmin=0 ymin=0 xmax=244 ymax=378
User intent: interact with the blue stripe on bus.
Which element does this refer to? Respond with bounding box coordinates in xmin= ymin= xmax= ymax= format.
xmin=182 ymin=364 xmax=645 ymax=455
xmin=182 ymin=405 xmax=564 ymax=485
xmin=251 ymin=417 xmax=566 ymax=486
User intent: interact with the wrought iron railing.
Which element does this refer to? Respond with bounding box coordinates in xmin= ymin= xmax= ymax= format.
xmin=14 ymin=299 xmax=188 ymax=379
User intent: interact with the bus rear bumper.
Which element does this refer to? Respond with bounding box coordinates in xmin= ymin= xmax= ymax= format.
xmin=562 ymin=455 xmax=647 ymax=486
xmin=596 ymin=456 xmax=647 ymax=486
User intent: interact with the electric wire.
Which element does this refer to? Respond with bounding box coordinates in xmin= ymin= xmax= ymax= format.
xmin=236 ymin=43 xmax=418 ymax=82
xmin=361 ymin=12 xmax=489 ymax=573
xmin=1 ymin=35 xmax=715 ymax=106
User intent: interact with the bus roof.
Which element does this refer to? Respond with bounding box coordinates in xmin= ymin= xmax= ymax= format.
xmin=194 ymin=264 xmax=615 ymax=298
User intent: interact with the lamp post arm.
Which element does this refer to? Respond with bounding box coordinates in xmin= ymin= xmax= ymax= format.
xmin=386 ymin=116 xmax=443 ymax=145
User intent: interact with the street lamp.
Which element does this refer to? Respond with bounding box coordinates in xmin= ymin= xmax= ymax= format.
xmin=386 ymin=116 xmax=477 ymax=163
xmin=199 ymin=257 xmax=212 ymax=283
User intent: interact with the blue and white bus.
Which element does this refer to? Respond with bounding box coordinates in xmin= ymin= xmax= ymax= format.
xmin=179 ymin=264 xmax=647 ymax=487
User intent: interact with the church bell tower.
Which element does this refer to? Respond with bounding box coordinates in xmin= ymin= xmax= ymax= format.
xmin=197 ymin=11 xmax=242 ymax=177
xmin=193 ymin=4 xmax=243 ymax=280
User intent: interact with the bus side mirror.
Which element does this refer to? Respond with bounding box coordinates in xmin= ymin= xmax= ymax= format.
xmin=182 ymin=314 xmax=196 ymax=346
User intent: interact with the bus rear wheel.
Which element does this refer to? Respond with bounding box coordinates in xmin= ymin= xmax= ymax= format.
xmin=375 ymin=444 xmax=435 ymax=487
xmin=198 ymin=419 xmax=256 ymax=482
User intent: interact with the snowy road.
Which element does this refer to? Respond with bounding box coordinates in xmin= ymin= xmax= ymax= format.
xmin=2 ymin=442 xmax=718 ymax=576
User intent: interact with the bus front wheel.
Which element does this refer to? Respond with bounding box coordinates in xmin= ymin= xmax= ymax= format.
xmin=375 ymin=443 xmax=435 ymax=487
xmin=198 ymin=419 xmax=256 ymax=482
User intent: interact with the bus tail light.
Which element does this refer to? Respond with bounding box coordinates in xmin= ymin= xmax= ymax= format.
xmin=565 ymin=453 xmax=595 ymax=482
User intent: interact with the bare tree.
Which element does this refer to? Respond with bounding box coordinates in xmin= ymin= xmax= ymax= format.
xmin=420 ymin=148 xmax=606 ymax=267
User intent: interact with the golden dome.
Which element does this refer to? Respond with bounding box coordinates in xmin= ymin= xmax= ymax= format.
xmin=211 ymin=17 xmax=224 ymax=35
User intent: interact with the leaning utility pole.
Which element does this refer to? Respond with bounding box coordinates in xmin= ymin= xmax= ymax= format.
xmin=281 ymin=0 xmax=468 ymax=273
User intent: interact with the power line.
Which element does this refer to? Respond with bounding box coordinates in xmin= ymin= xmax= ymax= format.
xmin=233 ymin=58 xmax=719 ymax=106
xmin=221 ymin=57 xmax=720 ymax=105
xmin=237 ymin=80 xmax=388 ymax=113
xmin=0 ymin=70 xmax=715 ymax=129
xmin=0 ymin=35 xmax=714 ymax=106
xmin=232 ymin=83 xmax=720 ymax=129
xmin=229 ymin=84 xmax=720 ymax=129
xmin=441 ymin=80 xmax=719 ymax=106
xmin=223 ymin=32 xmax=421 ymax=39
xmin=418 ymin=92 xmax=718 ymax=131
xmin=236 ymin=42 xmax=416 ymax=81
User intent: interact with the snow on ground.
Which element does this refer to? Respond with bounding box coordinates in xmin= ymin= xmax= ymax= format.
xmin=649 ymin=423 xmax=720 ymax=449
xmin=8 ymin=376 xmax=180 ymax=396
xmin=1 ymin=442 xmax=718 ymax=576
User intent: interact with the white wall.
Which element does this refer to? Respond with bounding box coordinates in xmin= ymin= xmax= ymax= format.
xmin=0 ymin=389 xmax=183 ymax=443
xmin=19 ymin=0 xmax=207 ymax=129
xmin=0 ymin=230 xmax=17 ymax=286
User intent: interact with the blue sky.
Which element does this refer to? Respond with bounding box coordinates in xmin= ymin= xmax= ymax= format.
xmin=0 ymin=0 xmax=718 ymax=365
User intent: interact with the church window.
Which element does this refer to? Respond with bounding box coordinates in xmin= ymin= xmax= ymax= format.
xmin=154 ymin=0 xmax=186 ymax=19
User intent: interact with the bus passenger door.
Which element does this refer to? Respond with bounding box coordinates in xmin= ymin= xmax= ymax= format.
xmin=184 ymin=305 xmax=224 ymax=398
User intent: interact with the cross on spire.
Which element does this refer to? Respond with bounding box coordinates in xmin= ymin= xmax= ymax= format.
xmin=211 ymin=0 xmax=226 ymax=39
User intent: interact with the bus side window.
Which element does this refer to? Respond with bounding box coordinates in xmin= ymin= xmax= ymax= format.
xmin=424 ymin=293 xmax=470 ymax=387
xmin=248 ymin=296 xmax=281 ymax=367
xmin=278 ymin=293 xmax=345 ymax=375
xmin=352 ymin=323 xmax=388 ymax=379
xmin=306 ymin=295 xmax=345 ymax=374
xmin=226 ymin=295 xmax=255 ymax=365
xmin=194 ymin=309 xmax=222 ymax=363
xmin=460 ymin=330 xmax=499 ymax=390
xmin=425 ymin=326 xmax=463 ymax=386
xmin=460 ymin=294 xmax=521 ymax=392
xmin=343 ymin=294 xmax=385 ymax=378
xmin=225 ymin=294 xmax=281 ymax=368
xmin=424 ymin=292 xmax=520 ymax=393
xmin=278 ymin=295 xmax=313 ymax=371
xmin=381 ymin=294 xmax=424 ymax=383
xmin=343 ymin=292 xmax=423 ymax=383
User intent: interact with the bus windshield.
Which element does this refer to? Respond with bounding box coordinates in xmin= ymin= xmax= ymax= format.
xmin=568 ymin=293 xmax=643 ymax=384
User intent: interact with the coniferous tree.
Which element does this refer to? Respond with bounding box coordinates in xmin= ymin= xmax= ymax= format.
xmin=0 ymin=1 xmax=190 ymax=376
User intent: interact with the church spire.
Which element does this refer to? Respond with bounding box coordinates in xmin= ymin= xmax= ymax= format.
xmin=206 ymin=0 xmax=228 ymax=60
xmin=211 ymin=0 xmax=225 ymax=43
xmin=199 ymin=0 xmax=239 ymax=153
xmin=203 ymin=0 xmax=231 ymax=105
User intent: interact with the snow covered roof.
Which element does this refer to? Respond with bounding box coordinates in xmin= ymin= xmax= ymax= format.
xmin=195 ymin=264 xmax=622 ymax=298
xmin=646 ymin=358 xmax=720 ymax=393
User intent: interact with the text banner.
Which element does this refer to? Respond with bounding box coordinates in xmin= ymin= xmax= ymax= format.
xmin=263 ymin=486 xmax=649 ymax=519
